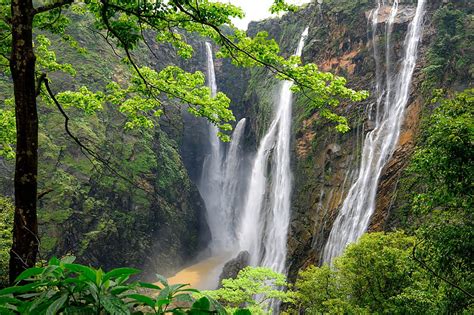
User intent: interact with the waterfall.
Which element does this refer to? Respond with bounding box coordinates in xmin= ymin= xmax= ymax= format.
xmin=221 ymin=118 xmax=247 ymax=242
xmin=238 ymin=27 xmax=309 ymax=274
xmin=323 ymin=0 xmax=426 ymax=264
xmin=200 ymin=43 xmax=247 ymax=252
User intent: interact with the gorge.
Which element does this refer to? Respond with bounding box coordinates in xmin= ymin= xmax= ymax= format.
xmin=0 ymin=0 xmax=472 ymax=312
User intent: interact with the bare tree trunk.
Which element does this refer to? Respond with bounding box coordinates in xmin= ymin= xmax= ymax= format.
xmin=9 ymin=0 xmax=39 ymax=284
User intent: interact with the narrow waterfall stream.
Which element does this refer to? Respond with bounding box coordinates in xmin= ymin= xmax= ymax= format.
xmin=323 ymin=0 xmax=427 ymax=264
xmin=238 ymin=27 xmax=309 ymax=274
xmin=199 ymin=43 xmax=247 ymax=253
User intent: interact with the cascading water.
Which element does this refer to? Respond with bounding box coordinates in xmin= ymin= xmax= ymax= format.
xmin=200 ymin=43 xmax=247 ymax=252
xmin=238 ymin=27 xmax=309 ymax=274
xmin=221 ymin=118 xmax=247 ymax=242
xmin=323 ymin=0 xmax=426 ymax=264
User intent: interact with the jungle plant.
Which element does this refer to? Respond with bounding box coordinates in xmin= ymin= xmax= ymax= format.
xmin=0 ymin=256 xmax=228 ymax=314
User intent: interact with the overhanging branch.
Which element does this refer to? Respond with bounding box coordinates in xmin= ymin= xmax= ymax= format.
xmin=33 ymin=0 xmax=74 ymax=16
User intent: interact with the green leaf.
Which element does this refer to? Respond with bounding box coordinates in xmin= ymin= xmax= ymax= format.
xmin=110 ymin=285 xmax=132 ymax=295
xmin=48 ymin=257 xmax=60 ymax=266
xmin=46 ymin=293 xmax=68 ymax=315
xmin=0 ymin=307 xmax=16 ymax=315
xmin=137 ymin=282 xmax=161 ymax=290
xmin=0 ymin=283 xmax=38 ymax=295
xmin=233 ymin=310 xmax=251 ymax=315
xmin=103 ymin=267 xmax=141 ymax=282
xmin=191 ymin=297 xmax=210 ymax=311
xmin=125 ymin=294 xmax=155 ymax=308
xmin=102 ymin=295 xmax=130 ymax=315
xmin=15 ymin=267 xmax=44 ymax=282
xmin=63 ymin=263 xmax=96 ymax=283
xmin=0 ymin=296 xmax=20 ymax=305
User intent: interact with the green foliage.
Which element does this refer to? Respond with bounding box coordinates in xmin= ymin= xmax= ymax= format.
xmin=204 ymin=267 xmax=295 ymax=315
xmin=409 ymin=89 xmax=474 ymax=312
xmin=422 ymin=6 xmax=473 ymax=92
xmin=295 ymin=232 xmax=441 ymax=314
xmin=0 ymin=257 xmax=225 ymax=314
xmin=0 ymin=98 xmax=15 ymax=159
xmin=270 ymin=0 xmax=299 ymax=14
xmin=106 ymin=66 xmax=234 ymax=141
xmin=0 ymin=196 xmax=13 ymax=288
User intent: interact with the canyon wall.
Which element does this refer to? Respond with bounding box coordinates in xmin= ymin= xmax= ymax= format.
xmin=215 ymin=0 xmax=472 ymax=281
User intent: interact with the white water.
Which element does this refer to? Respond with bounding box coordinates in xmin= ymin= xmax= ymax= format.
xmin=200 ymin=43 xmax=247 ymax=252
xmin=238 ymin=27 xmax=309 ymax=274
xmin=323 ymin=0 xmax=426 ymax=264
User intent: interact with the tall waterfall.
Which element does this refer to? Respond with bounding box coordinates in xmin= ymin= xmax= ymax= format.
xmin=238 ymin=27 xmax=309 ymax=274
xmin=323 ymin=0 xmax=426 ymax=264
xmin=200 ymin=43 xmax=247 ymax=252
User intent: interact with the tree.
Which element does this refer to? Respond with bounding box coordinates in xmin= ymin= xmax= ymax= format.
xmin=409 ymin=89 xmax=474 ymax=312
xmin=0 ymin=0 xmax=367 ymax=283
xmin=295 ymin=232 xmax=440 ymax=314
xmin=204 ymin=266 xmax=295 ymax=314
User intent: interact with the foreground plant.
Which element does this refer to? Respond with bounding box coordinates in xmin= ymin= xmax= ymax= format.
xmin=0 ymin=256 xmax=228 ymax=314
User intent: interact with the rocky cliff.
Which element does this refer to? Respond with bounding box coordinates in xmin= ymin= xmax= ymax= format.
xmin=211 ymin=0 xmax=472 ymax=282
xmin=0 ymin=14 xmax=212 ymax=277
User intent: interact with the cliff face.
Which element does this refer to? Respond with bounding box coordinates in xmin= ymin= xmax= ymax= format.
xmin=234 ymin=0 xmax=472 ymax=282
xmin=0 ymin=15 xmax=211 ymax=277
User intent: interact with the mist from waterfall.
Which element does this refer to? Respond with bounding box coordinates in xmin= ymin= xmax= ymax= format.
xmin=238 ymin=27 xmax=309 ymax=274
xmin=323 ymin=0 xmax=426 ymax=264
xmin=199 ymin=43 xmax=247 ymax=253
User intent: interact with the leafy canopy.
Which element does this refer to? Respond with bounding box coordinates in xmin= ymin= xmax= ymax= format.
xmin=0 ymin=0 xmax=368 ymax=157
xmin=295 ymin=232 xmax=443 ymax=314
xmin=204 ymin=266 xmax=295 ymax=315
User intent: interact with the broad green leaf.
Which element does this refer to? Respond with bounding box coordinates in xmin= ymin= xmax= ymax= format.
xmin=125 ymin=294 xmax=155 ymax=307
xmin=137 ymin=282 xmax=161 ymax=290
xmin=0 ymin=306 xmax=16 ymax=315
xmin=155 ymin=298 xmax=171 ymax=308
xmin=46 ymin=293 xmax=68 ymax=315
xmin=110 ymin=285 xmax=132 ymax=295
xmin=15 ymin=267 xmax=44 ymax=283
xmin=101 ymin=295 xmax=130 ymax=315
xmin=0 ymin=296 xmax=19 ymax=305
xmin=103 ymin=267 xmax=141 ymax=282
xmin=48 ymin=257 xmax=60 ymax=266
xmin=191 ymin=297 xmax=210 ymax=311
xmin=63 ymin=264 xmax=96 ymax=283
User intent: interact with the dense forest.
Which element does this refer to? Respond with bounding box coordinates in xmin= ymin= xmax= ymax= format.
xmin=0 ymin=0 xmax=472 ymax=314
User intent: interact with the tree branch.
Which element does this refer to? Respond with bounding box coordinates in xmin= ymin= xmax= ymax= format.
xmin=42 ymin=76 xmax=156 ymax=196
xmin=33 ymin=0 xmax=74 ymax=16
xmin=412 ymin=240 xmax=474 ymax=299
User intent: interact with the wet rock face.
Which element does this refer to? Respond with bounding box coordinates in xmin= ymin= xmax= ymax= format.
xmin=242 ymin=1 xmax=449 ymax=283
xmin=218 ymin=251 xmax=250 ymax=285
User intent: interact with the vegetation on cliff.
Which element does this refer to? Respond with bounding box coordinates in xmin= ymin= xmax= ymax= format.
xmin=0 ymin=0 xmax=367 ymax=286
xmin=295 ymin=89 xmax=473 ymax=314
xmin=0 ymin=0 xmax=472 ymax=314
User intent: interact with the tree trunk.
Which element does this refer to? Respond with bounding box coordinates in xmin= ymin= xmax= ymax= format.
xmin=9 ymin=0 xmax=39 ymax=284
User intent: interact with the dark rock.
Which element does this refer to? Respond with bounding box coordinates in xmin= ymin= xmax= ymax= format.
xmin=218 ymin=251 xmax=250 ymax=286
